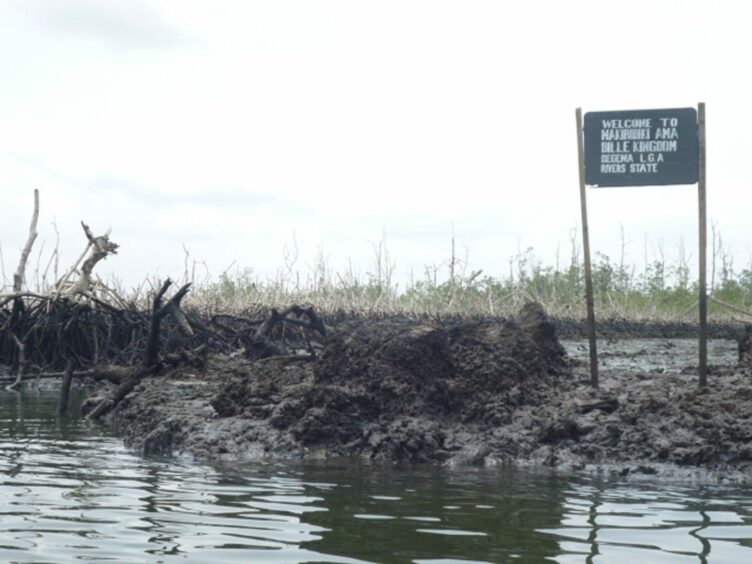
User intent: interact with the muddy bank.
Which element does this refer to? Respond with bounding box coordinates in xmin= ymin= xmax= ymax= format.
xmin=85 ymin=307 xmax=752 ymax=481
xmin=553 ymin=317 xmax=741 ymax=340
xmin=91 ymin=304 xmax=565 ymax=460
xmin=323 ymin=313 xmax=743 ymax=340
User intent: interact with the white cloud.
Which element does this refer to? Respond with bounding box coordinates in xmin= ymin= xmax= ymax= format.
xmin=10 ymin=0 xmax=196 ymax=50
xmin=1 ymin=0 xmax=751 ymax=290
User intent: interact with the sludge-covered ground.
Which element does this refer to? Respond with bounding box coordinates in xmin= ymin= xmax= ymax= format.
xmin=83 ymin=308 xmax=752 ymax=483
xmin=554 ymin=336 xmax=751 ymax=481
xmin=562 ymin=337 xmax=738 ymax=375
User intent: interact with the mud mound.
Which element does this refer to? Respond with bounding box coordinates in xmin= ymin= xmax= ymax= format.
xmin=101 ymin=304 xmax=752 ymax=478
xmin=208 ymin=303 xmax=570 ymax=461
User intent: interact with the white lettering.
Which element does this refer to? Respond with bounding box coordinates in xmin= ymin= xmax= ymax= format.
xmin=595 ymin=112 xmax=689 ymax=180
xmin=654 ymin=127 xmax=678 ymax=140
xmin=630 ymin=163 xmax=659 ymax=173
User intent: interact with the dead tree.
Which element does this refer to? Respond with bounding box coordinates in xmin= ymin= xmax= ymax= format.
xmin=246 ymin=305 xmax=326 ymax=359
xmin=0 ymin=192 xmax=130 ymax=384
xmin=58 ymin=222 xmax=120 ymax=301
xmin=12 ymin=189 xmax=39 ymax=293
xmin=5 ymin=335 xmax=29 ymax=391
xmin=86 ymin=279 xmax=191 ymax=420
xmin=4 ymin=190 xmax=39 ymax=390
xmin=1 ymin=191 xmax=329 ymax=399
xmin=255 ymin=305 xmax=326 ymax=339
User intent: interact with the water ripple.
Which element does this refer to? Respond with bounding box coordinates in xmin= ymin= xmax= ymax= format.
xmin=4 ymin=390 xmax=752 ymax=563
xmin=539 ymin=482 xmax=752 ymax=562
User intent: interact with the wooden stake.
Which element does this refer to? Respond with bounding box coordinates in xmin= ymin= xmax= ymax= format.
xmin=57 ymin=359 xmax=74 ymax=417
xmin=576 ymin=108 xmax=599 ymax=387
xmin=698 ymin=102 xmax=708 ymax=387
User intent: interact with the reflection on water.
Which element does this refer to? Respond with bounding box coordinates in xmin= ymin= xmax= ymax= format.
xmin=541 ymin=482 xmax=752 ymax=563
xmin=2 ymin=389 xmax=752 ymax=563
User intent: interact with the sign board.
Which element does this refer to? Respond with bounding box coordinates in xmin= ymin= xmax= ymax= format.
xmin=575 ymin=103 xmax=707 ymax=388
xmin=584 ymin=107 xmax=698 ymax=187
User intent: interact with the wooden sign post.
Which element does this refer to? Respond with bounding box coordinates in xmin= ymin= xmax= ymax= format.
xmin=576 ymin=104 xmax=705 ymax=387
xmin=697 ymin=103 xmax=707 ymax=387
xmin=575 ymin=108 xmax=599 ymax=388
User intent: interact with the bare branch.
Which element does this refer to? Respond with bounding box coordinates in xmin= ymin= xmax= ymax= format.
xmin=12 ymin=189 xmax=39 ymax=292
xmin=5 ymin=334 xmax=28 ymax=391
xmin=63 ymin=222 xmax=119 ymax=298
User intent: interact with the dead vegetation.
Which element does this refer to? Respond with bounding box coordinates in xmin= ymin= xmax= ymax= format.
xmin=0 ymin=191 xmax=326 ymax=418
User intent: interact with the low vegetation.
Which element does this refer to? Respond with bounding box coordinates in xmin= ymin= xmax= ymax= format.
xmin=1 ymin=191 xmax=750 ymax=322
xmin=190 ymin=243 xmax=752 ymax=322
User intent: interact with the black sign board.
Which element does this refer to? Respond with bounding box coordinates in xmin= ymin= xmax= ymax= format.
xmin=584 ymin=107 xmax=698 ymax=187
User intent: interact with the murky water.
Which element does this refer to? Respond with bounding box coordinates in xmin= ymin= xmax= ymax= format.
xmin=562 ymin=338 xmax=738 ymax=373
xmin=3 ymin=384 xmax=752 ymax=563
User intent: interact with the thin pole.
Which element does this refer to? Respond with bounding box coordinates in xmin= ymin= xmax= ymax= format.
xmin=698 ymin=102 xmax=707 ymax=387
xmin=576 ymin=108 xmax=598 ymax=387
xmin=57 ymin=359 xmax=74 ymax=417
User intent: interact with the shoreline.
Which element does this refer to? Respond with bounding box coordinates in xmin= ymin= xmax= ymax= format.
xmin=78 ymin=311 xmax=752 ymax=484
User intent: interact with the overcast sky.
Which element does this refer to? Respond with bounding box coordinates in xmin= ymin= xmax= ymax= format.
xmin=1 ymin=0 xmax=750 ymax=291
